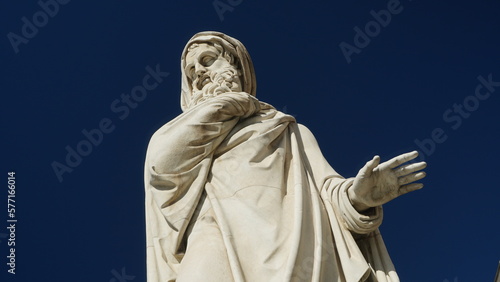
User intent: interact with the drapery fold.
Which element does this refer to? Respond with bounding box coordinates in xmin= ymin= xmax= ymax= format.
xmin=145 ymin=92 xmax=399 ymax=281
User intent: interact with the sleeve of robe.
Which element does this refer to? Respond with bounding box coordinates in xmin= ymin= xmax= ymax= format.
xmin=144 ymin=92 xmax=261 ymax=282
xmin=297 ymin=124 xmax=400 ymax=282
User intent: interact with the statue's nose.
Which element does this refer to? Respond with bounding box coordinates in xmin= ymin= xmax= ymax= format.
xmin=195 ymin=62 xmax=206 ymax=76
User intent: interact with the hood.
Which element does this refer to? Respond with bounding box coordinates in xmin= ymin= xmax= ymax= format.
xmin=180 ymin=31 xmax=257 ymax=111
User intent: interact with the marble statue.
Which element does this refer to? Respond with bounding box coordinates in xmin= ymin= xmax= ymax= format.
xmin=144 ymin=31 xmax=426 ymax=282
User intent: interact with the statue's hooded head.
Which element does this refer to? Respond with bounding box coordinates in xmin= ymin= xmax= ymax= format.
xmin=180 ymin=31 xmax=256 ymax=111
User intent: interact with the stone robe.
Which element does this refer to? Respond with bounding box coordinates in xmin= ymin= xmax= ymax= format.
xmin=144 ymin=92 xmax=399 ymax=281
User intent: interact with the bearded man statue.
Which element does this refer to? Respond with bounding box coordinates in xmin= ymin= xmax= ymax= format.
xmin=144 ymin=31 xmax=426 ymax=282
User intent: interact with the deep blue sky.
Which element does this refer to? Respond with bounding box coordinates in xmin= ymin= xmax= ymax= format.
xmin=1 ymin=0 xmax=499 ymax=281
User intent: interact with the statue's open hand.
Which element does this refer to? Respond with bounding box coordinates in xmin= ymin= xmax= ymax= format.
xmin=348 ymin=151 xmax=426 ymax=212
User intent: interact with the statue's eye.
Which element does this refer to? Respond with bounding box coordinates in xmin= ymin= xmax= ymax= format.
xmin=200 ymin=55 xmax=216 ymax=67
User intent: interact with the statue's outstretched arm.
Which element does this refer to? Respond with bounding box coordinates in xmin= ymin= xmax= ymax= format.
xmin=348 ymin=151 xmax=427 ymax=212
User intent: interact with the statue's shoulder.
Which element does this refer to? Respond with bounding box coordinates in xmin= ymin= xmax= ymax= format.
xmin=296 ymin=123 xmax=321 ymax=149
xmin=297 ymin=123 xmax=315 ymax=138
xmin=146 ymin=116 xmax=180 ymax=149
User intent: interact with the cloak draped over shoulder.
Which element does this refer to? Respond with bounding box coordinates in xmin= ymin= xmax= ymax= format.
xmin=144 ymin=32 xmax=399 ymax=282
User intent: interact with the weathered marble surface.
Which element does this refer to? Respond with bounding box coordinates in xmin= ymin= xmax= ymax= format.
xmin=144 ymin=31 xmax=426 ymax=282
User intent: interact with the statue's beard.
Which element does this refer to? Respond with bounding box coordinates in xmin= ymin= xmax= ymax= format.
xmin=189 ymin=67 xmax=241 ymax=107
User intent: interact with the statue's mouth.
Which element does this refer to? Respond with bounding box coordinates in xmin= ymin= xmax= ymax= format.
xmin=197 ymin=75 xmax=211 ymax=90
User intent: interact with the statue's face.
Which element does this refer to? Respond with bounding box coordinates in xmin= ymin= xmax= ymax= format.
xmin=184 ymin=43 xmax=242 ymax=106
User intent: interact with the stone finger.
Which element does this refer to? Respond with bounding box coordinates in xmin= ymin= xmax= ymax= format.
xmin=398 ymin=171 xmax=426 ymax=185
